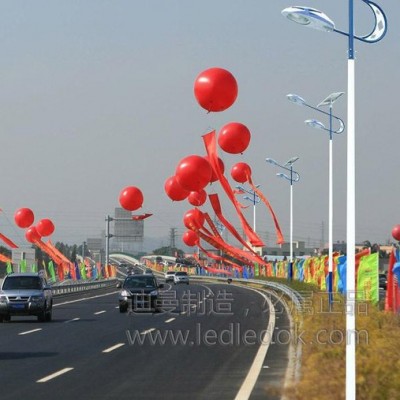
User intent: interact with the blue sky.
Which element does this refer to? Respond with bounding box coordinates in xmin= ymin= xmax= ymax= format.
xmin=0 ymin=0 xmax=398 ymax=251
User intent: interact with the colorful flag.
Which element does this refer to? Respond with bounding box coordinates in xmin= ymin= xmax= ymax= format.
xmin=357 ymin=252 xmax=379 ymax=304
xmin=48 ymin=261 xmax=56 ymax=282
xmin=20 ymin=259 xmax=27 ymax=273
xmin=337 ymin=255 xmax=347 ymax=294
xmin=6 ymin=261 xmax=13 ymax=274
xmin=80 ymin=262 xmax=87 ymax=280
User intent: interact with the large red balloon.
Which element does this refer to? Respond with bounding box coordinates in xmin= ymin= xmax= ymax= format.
xmin=204 ymin=155 xmax=225 ymax=183
xmin=188 ymin=190 xmax=207 ymax=207
xmin=164 ymin=176 xmax=190 ymax=201
xmin=36 ymin=219 xmax=55 ymax=237
xmin=14 ymin=208 xmax=35 ymax=228
xmin=231 ymin=162 xmax=252 ymax=183
xmin=175 ymin=155 xmax=212 ymax=192
xmin=218 ymin=122 xmax=251 ymax=154
xmin=182 ymin=230 xmax=199 ymax=247
xmin=392 ymin=224 xmax=400 ymax=241
xmin=25 ymin=226 xmax=41 ymax=243
xmin=119 ymin=186 xmax=144 ymax=211
xmin=183 ymin=208 xmax=205 ymax=231
xmin=194 ymin=67 xmax=238 ymax=112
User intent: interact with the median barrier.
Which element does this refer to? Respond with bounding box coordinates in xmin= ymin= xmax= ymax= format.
xmin=191 ymin=275 xmax=304 ymax=313
xmin=51 ymin=278 xmax=119 ymax=296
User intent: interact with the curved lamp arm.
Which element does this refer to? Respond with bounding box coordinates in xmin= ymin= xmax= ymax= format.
xmin=334 ymin=0 xmax=387 ymax=43
xmin=282 ymin=1 xmax=387 ymax=43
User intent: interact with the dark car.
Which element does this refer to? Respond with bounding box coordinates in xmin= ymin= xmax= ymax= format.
xmin=0 ymin=273 xmax=53 ymax=322
xmin=118 ymin=274 xmax=163 ymax=313
xmin=379 ymin=273 xmax=387 ymax=290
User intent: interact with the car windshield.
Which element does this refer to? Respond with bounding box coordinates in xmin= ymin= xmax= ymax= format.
xmin=175 ymin=272 xmax=187 ymax=276
xmin=3 ymin=276 xmax=42 ymax=290
xmin=124 ymin=277 xmax=156 ymax=289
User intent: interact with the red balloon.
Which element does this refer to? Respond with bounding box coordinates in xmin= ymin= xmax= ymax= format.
xmin=188 ymin=190 xmax=207 ymax=207
xmin=204 ymin=155 xmax=225 ymax=183
xmin=164 ymin=176 xmax=190 ymax=201
xmin=392 ymin=224 xmax=400 ymax=241
xmin=182 ymin=230 xmax=199 ymax=247
xmin=194 ymin=67 xmax=238 ymax=112
xmin=36 ymin=219 xmax=55 ymax=237
xmin=183 ymin=208 xmax=205 ymax=231
xmin=231 ymin=162 xmax=252 ymax=183
xmin=25 ymin=226 xmax=41 ymax=243
xmin=119 ymin=186 xmax=144 ymax=211
xmin=14 ymin=208 xmax=35 ymax=228
xmin=175 ymin=155 xmax=212 ymax=192
xmin=218 ymin=122 xmax=251 ymax=154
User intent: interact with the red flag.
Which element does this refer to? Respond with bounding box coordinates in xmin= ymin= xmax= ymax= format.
xmin=0 ymin=232 xmax=18 ymax=249
xmin=247 ymin=176 xmax=285 ymax=245
xmin=208 ymin=193 xmax=260 ymax=255
xmin=203 ymin=131 xmax=264 ymax=247
xmin=132 ymin=213 xmax=153 ymax=220
xmin=385 ymin=248 xmax=395 ymax=312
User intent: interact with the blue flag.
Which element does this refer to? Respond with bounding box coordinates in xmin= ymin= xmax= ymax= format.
xmin=337 ymin=255 xmax=347 ymax=294
xmin=75 ymin=261 xmax=81 ymax=280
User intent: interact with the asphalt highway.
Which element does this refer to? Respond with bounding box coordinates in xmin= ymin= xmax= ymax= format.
xmin=0 ymin=271 xmax=291 ymax=399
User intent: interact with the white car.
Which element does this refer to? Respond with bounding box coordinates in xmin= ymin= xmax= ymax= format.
xmin=173 ymin=271 xmax=189 ymax=285
xmin=165 ymin=270 xmax=176 ymax=283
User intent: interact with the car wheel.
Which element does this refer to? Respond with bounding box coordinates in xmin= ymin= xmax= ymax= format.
xmin=45 ymin=304 xmax=53 ymax=322
xmin=38 ymin=306 xmax=47 ymax=322
xmin=119 ymin=305 xmax=128 ymax=313
xmin=187 ymin=282 xmax=189 ymax=285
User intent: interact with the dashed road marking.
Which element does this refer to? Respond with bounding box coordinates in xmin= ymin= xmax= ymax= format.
xmin=102 ymin=343 xmax=125 ymax=353
xmin=19 ymin=328 xmax=42 ymax=336
xmin=37 ymin=368 xmax=74 ymax=383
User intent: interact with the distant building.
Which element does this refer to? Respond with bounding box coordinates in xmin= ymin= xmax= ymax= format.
xmin=262 ymin=241 xmax=314 ymax=258
xmin=112 ymin=207 xmax=144 ymax=254
xmin=11 ymin=247 xmax=36 ymax=272
xmin=86 ymin=238 xmax=103 ymax=263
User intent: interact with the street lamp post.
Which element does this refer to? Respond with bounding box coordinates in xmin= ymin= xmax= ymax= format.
xmin=235 ymin=184 xmax=261 ymax=233
xmin=281 ymin=2 xmax=387 ymax=398
xmin=287 ymin=92 xmax=345 ymax=305
xmin=265 ymin=157 xmax=300 ymax=280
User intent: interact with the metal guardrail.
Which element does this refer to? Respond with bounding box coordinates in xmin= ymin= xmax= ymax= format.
xmin=191 ymin=275 xmax=304 ymax=312
xmin=51 ymin=279 xmax=119 ymax=296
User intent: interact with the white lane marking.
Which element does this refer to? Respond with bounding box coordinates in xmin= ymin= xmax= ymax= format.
xmin=234 ymin=288 xmax=276 ymax=400
xmin=94 ymin=310 xmax=106 ymax=315
xmin=165 ymin=318 xmax=175 ymax=323
xmin=181 ymin=311 xmax=187 ymax=315
xmin=19 ymin=328 xmax=42 ymax=336
xmin=196 ymin=283 xmax=214 ymax=298
xmin=65 ymin=318 xmax=80 ymax=323
xmin=141 ymin=328 xmax=155 ymax=335
xmin=115 ymin=306 xmax=119 ymax=309
xmin=54 ymin=291 xmax=120 ymax=307
xmin=37 ymin=367 xmax=74 ymax=383
xmin=102 ymin=343 xmax=125 ymax=353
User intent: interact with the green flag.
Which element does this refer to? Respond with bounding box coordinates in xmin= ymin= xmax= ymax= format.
xmin=20 ymin=259 xmax=27 ymax=273
xmin=357 ymin=252 xmax=379 ymax=304
xmin=6 ymin=261 xmax=13 ymax=274
xmin=254 ymin=263 xmax=259 ymax=277
xmin=31 ymin=264 xmax=37 ymax=273
xmin=48 ymin=261 xmax=56 ymax=282
xmin=80 ymin=262 xmax=87 ymax=280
